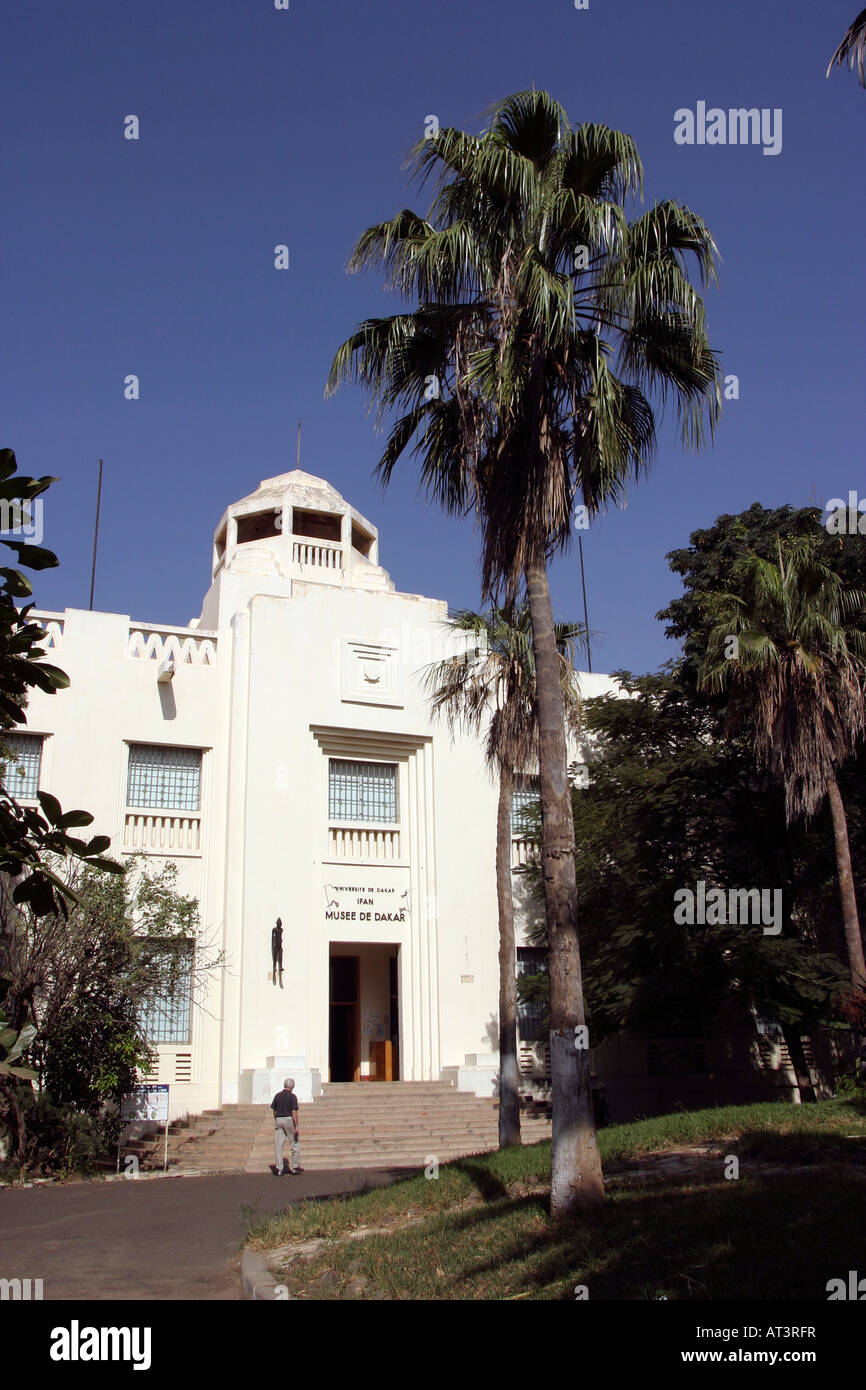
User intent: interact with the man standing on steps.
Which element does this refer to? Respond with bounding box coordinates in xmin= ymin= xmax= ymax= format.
xmin=271 ymin=1078 xmax=303 ymax=1176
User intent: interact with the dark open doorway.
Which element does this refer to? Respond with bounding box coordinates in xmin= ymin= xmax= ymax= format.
xmin=329 ymin=954 xmax=359 ymax=1082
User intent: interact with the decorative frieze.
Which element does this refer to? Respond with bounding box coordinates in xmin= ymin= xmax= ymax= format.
xmin=127 ymin=625 xmax=217 ymax=667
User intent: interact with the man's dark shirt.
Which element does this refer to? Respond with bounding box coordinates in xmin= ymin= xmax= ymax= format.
xmin=272 ymin=1090 xmax=298 ymax=1120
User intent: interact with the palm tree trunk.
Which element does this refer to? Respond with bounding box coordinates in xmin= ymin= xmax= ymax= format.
xmin=826 ymin=772 xmax=866 ymax=990
xmin=496 ymin=766 xmax=521 ymax=1148
xmin=525 ymin=555 xmax=604 ymax=1213
xmin=776 ymin=832 xmax=816 ymax=1103
xmin=781 ymin=1022 xmax=816 ymax=1103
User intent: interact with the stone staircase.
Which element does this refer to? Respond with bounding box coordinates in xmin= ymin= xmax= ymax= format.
xmin=128 ymin=1082 xmax=552 ymax=1174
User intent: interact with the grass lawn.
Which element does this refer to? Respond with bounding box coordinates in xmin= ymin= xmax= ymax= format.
xmin=247 ymin=1099 xmax=866 ymax=1300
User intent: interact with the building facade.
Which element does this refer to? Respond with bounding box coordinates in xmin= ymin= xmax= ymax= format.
xmin=10 ymin=468 xmax=810 ymax=1121
xmin=10 ymin=470 xmax=605 ymax=1117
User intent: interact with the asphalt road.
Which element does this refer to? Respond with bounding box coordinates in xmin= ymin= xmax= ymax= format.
xmin=0 ymin=1168 xmax=401 ymax=1300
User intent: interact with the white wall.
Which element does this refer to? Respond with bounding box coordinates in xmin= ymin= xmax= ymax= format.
xmin=18 ymin=472 xmax=530 ymax=1117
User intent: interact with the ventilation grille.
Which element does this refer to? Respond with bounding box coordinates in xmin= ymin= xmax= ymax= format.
xmin=519 ymin=1041 xmax=551 ymax=1081
xmin=174 ymin=1053 xmax=192 ymax=1084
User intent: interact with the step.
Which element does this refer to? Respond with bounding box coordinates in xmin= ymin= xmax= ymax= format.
xmin=276 ymin=1116 xmax=503 ymax=1127
xmin=322 ymin=1081 xmax=457 ymax=1089
xmin=256 ymin=1136 xmax=548 ymax=1153
xmin=163 ymin=1125 xmax=261 ymax=1136
xmin=164 ymin=1143 xmax=550 ymax=1173
xmin=307 ymin=1107 xmax=498 ymax=1116
xmin=276 ymin=1113 xmax=506 ymax=1122
xmin=132 ymin=1083 xmax=551 ymax=1175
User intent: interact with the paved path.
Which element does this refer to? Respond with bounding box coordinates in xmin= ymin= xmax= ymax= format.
xmin=0 ymin=1168 xmax=402 ymax=1300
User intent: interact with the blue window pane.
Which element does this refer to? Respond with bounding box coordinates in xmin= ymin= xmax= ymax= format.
xmin=140 ymin=944 xmax=193 ymax=1045
xmin=1 ymin=733 xmax=43 ymax=799
xmin=127 ymin=745 xmax=201 ymax=811
xmin=517 ymin=947 xmax=547 ymax=1042
xmin=329 ymin=761 xmax=397 ymax=823
xmin=511 ymin=779 xmax=539 ymax=835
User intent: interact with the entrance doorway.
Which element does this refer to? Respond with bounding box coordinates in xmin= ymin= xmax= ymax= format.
xmin=329 ymin=944 xmax=400 ymax=1082
xmin=329 ymin=954 xmax=359 ymax=1082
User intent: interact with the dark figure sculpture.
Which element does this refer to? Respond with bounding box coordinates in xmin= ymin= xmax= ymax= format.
xmin=271 ymin=917 xmax=284 ymax=987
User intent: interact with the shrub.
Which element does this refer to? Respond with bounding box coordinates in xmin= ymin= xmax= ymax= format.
xmin=0 ymin=1084 xmax=111 ymax=1178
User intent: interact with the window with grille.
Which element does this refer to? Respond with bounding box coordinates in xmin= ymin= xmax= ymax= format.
xmin=140 ymin=942 xmax=193 ymax=1045
xmin=517 ymin=947 xmax=547 ymax=1042
xmin=511 ymin=778 xmax=539 ymax=835
xmin=328 ymin=760 xmax=398 ymax=823
xmin=755 ymin=1015 xmax=783 ymax=1038
xmin=127 ymin=745 xmax=201 ymax=811
xmin=0 ymin=733 xmax=43 ymax=799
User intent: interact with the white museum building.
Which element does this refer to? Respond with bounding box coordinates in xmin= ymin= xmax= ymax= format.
xmin=8 ymin=469 xmax=809 ymax=1122
xmin=8 ymin=469 xmax=613 ymax=1119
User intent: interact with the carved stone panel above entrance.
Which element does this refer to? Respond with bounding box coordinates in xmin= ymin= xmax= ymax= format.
xmin=341 ymin=638 xmax=401 ymax=708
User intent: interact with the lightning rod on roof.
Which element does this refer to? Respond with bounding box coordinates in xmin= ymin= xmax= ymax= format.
xmin=89 ymin=458 xmax=103 ymax=611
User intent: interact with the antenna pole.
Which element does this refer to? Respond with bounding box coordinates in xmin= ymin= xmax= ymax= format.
xmin=296 ymin=420 xmax=301 ymax=470
xmin=578 ymin=534 xmax=591 ymax=673
xmin=89 ymin=458 xmax=103 ymax=611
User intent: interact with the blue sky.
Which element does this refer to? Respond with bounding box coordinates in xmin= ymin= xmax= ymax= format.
xmin=2 ymin=0 xmax=862 ymax=675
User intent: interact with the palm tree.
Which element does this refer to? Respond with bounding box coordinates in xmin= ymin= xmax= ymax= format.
xmin=827 ymin=9 xmax=866 ymax=86
xmin=424 ymin=605 xmax=583 ymax=1148
xmin=327 ymin=90 xmax=721 ymax=1214
xmin=699 ymin=536 xmax=866 ymax=992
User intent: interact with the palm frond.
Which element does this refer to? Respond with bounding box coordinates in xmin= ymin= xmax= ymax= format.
xmin=423 ymin=601 xmax=582 ymax=772
xmin=697 ymin=537 xmax=866 ymax=821
xmin=827 ymin=7 xmax=866 ymax=85
xmin=328 ymin=91 xmax=719 ymax=602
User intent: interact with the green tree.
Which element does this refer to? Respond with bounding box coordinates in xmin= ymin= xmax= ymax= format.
xmin=328 ymin=90 xmax=721 ymax=1212
xmin=0 ymin=448 xmax=123 ymax=918
xmin=578 ymin=671 xmax=846 ymax=1098
xmin=0 ymin=856 xmax=223 ymax=1167
xmin=0 ymin=990 xmax=36 ymax=1083
xmin=699 ymin=537 xmax=866 ymax=991
xmin=521 ymin=669 xmax=848 ymax=1104
xmin=661 ymin=503 xmax=866 ymax=1049
xmin=424 ymin=604 xmax=582 ymax=1147
xmin=660 ymin=503 xmax=866 ymax=689
xmin=0 ymin=448 xmax=169 ymax=1171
